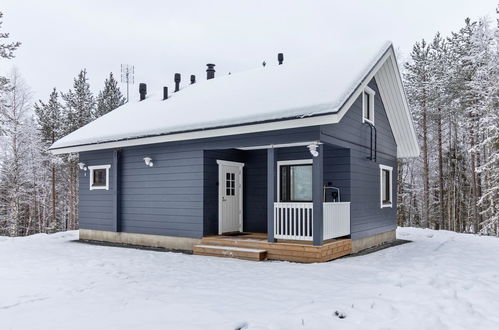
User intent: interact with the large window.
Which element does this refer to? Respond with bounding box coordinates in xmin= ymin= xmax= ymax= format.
xmin=88 ymin=165 xmax=111 ymax=190
xmin=278 ymin=160 xmax=313 ymax=202
xmin=362 ymin=86 xmax=375 ymax=124
xmin=379 ymin=164 xmax=392 ymax=208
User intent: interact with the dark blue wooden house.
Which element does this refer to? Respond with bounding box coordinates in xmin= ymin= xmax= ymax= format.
xmin=51 ymin=42 xmax=419 ymax=262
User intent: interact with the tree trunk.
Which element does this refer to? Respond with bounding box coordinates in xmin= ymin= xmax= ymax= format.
xmin=437 ymin=108 xmax=444 ymax=230
xmin=422 ymin=101 xmax=430 ymax=228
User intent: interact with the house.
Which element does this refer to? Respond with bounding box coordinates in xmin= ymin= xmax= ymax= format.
xmin=51 ymin=41 xmax=419 ymax=262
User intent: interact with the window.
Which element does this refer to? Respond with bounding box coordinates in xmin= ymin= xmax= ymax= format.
xmin=362 ymin=86 xmax=375 ymax=124
xmin=278 ymin=160 xmax=313 ymax=202
xmin=226 ymin=172 xmax=236 ymax=196
xmin=88 ymin=165 xmax=111 ymax=190
xmin=379 ymin=164 xmax=392 ymax=208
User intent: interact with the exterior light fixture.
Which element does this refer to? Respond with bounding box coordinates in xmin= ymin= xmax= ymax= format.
xmin=308 ymin=144 xmax=319 ymax=157
xmin=78 ymin=162 xmax=87 ymax=171
xmin=143 ymin=157 xmax=154 ymax=167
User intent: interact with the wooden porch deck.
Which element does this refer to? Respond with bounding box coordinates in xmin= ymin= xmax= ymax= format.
xmin=194 ymin=232 xmax=352 ymax=263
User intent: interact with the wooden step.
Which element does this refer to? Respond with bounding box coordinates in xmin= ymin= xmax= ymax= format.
xmin=193 ymin=244 xmax=267 ymax=261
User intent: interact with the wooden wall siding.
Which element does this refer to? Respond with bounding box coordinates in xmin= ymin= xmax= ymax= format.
xmin=80 ymin=126 xmax=320 ymax=238
xmin=242 ymin=150 xmax=267 ymax=233
xmin=320 ymin=78 xmax=397 ymax=240
xmin=323 ymin=145 xmax=351 ymax=202
xmin=79 ymin=149 xmax=115 ymax=232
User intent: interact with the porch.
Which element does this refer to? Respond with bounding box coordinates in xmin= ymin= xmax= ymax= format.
xmin=198 ymin=141 xmax=353 ymax=262
xmin=195 ymin=232 xmax=352 ymax=263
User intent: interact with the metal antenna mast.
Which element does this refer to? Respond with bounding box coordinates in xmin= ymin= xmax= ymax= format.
xmin=121 ymin=64 xmax=134 ymax=102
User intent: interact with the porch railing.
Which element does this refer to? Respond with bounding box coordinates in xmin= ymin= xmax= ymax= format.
xmin=273 ymin=202 xmax=350 ymax=241
xmin=323 ymin=202 xmax=350 ymax=240
xmin=273 ymin=202 xmax=313 ymax=241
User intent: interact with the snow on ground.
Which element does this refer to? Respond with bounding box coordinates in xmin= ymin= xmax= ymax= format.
xmin=1 ymin=228 xmax=498 ymax=330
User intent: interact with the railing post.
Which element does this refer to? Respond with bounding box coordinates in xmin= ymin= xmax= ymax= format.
xmin=267 ymin=147 xmax=276 ymax=242
xmin=312 ymin=144 xmax=324 ymax=246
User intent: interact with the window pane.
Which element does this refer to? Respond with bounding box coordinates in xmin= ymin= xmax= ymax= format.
xmin=291 ymin=165 xmax=312 ymax=201
xmin=93 ymin=169 xmax=106 ymax=186
xmin=280 ymin=166 xmax=289 ymax=201
xmin=382 ymin=169 xmax=390 ymax=203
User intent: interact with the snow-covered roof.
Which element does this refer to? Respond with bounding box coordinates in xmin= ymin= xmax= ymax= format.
xmin=51 ymin=41 xmax=419 ymax=157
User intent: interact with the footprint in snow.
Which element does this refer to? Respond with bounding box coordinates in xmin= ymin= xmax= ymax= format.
xmin=334 ymin=311 xmax=346 ymax=319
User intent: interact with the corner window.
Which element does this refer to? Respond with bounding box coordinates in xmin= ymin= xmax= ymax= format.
xmin=278 ymin=160 xmax=313 ymax=202
xmin=88 ymin=165 xmax=111 ymax=190
xmin=362 ymin=87 xmax=375 ymax=124
xmin=379 ymin=164 xmax=392 ymax=208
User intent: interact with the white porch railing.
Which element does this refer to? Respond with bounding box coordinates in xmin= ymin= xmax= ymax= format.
xmin=323 ymin=202 xmax=350 ymax=240
xmin=273 ymin=202 xmax=350 ymax=241
xmin=273 ymin=202 xmax=313 ymax=240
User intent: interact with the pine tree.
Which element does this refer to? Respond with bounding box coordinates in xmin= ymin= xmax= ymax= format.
xmin=60 ymin=69 xmax=95 ymax=230
xmin=404 ymin=39 xmax=433 ymax=228
xmin=95 ymin=72 xmax=125 ymax=118
xmin=61 ymin=69 xmax=95 ymax=134
xmin=34 ymin=88 xmax=64 ymax=230
xmin=0 ymin=11 xmax=21 ymax=92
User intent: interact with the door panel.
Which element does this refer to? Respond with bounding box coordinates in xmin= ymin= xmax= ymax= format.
xmin=219 ymin=163 xmax=243 ymax=234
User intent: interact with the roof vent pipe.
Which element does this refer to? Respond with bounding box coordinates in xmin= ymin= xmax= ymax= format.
xmin=139 ymin=83 xmax=147 ymax=101
xmin=190 ymin=75 xmax=196 ymax=84
xmin=278 ymin=53 xmax=284 ymax=65
xmin=206 ymin=64 xmax=215 ymax=80
xmin=163 ymin=86 xmax=168 ymax=100
xmin=174 ymin=73 xmax=181 ymax=92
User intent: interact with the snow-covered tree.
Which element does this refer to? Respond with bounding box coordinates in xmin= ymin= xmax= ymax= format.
xmin=95 ymin=72 xmax=125 ymax=118
xmin=0 ymin=11 xmax=21 ymax=94
xmin=34 ymin=88 xmax=64 ymax=230
xmin=401 ymin=14 xmax=498 ymax=236
xmin=0 ymin=71 xmax=35 ymax=235
xmin=61 ymin=69 xmax=95 ymax=135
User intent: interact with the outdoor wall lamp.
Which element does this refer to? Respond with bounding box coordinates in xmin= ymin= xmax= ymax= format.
xmin=143 ymin=157 xmax=154 ymax=167
xmin=78 ymin=162 xmax=87 ymax=171
xmin=307 ymin=143 xmax=319 ymax=157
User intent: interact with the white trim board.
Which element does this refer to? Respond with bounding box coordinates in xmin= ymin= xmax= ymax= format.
xmin=379 ymin=164 xmax=393 ymax=208
xmin=88 ymin=164 xmax=111 ymax=191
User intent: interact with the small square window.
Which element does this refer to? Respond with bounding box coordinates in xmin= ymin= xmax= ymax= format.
xmin=88 ymin=165 xmax=111 ymax=190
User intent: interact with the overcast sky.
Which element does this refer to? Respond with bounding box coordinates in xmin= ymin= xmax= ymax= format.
xmin=1 ymin=0 xmax=497 ymax=102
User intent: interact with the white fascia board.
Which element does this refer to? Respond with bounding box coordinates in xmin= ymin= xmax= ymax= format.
xmin=50 ymin=113 xmax=341 ymax=155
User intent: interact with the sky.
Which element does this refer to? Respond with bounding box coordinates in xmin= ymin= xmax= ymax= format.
xmin=1 ymin=0 xmax=497 ymax=102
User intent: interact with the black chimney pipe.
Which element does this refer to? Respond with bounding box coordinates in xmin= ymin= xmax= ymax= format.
xmin=139 ymin=83 xmax=147 ymax=101
xmin=174 ymin=73 xmax=181 ymax=92
xmin=163 ymin=86 xmax=168 ymax=100
xmin=206 ymin=64 xmax=215 ymax=80
xmin=190 ymin=75 xmax=196 ymax=84
xmin=278 ymin=53 xmax=284 ymax=65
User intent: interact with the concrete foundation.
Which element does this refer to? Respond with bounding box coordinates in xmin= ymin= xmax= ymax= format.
xmin=79 ymin=229 xmax=201 ymax=251
xmin=351 ymin=230 xmax=396 ymax=253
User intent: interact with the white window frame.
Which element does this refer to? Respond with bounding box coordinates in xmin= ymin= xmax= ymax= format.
xmin=362 ymin=86 xmax=375 ymax=125
xmin=276 ymin=159 xmax=313 ymax=202
xmin=379 ymin=164 xmax=393 ymax=208
xmin=88 ymin=165 xmax=111 ymax=190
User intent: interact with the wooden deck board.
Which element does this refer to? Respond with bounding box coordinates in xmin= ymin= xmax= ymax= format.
xmin=198 ymin=233 xmax=352 ymax=263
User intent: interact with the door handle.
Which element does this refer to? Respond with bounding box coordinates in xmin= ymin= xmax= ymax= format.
xmin=222 ymin=197 xmax=227 ymax=202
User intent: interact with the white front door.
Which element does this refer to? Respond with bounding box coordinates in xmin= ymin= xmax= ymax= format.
xmin=217 ymin=160 xmax=244 ymax=234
